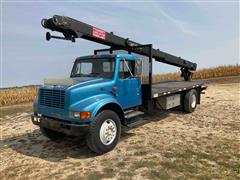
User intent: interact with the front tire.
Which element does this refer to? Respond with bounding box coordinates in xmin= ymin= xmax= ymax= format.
xmin=40 ymin=127 xmax=65 ymax=141
xmin=183 ymin=89 xmax=198 ymax=113
xmin=86 ymin=110 xmax=121 ymax=154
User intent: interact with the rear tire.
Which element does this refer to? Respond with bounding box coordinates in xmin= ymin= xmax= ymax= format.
xmin=86 ymin=110 xmax=121 ymax=154
xmin=40 ymin=127 xmax=65 ymax=141
xmin=183 ymin=89 xmax=198 ymax=113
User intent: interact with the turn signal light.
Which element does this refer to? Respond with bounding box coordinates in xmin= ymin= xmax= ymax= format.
xmin=80 ymin=112 xmax=91 ymax=119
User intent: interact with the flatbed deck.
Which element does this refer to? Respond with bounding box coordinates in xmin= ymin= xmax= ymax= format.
xmin=152 ymin=80 xmax=206 ymax=98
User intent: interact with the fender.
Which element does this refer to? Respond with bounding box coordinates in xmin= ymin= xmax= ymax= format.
xmin=69 ymin=93 xmax=123 ymax=122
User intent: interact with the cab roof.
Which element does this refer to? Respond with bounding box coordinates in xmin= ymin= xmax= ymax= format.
xmin=76 ymin=54 xmax=138 ymax=61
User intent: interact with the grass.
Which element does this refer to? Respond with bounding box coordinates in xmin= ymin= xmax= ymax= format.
xmin=160 ymin=142 xmax=240 ymax=179
xmin=133 ymin=150 xmax=148 ymax=156
xmin=85 ymin=168 xmax=116 ymax=180
xmin=85 ymin=171 xmax=102 ymax=180
xmin=120 ymin=139 xmax=237 ymax=179
xmin=160 ymin=160 xmax=198 ymax=174
xmin=131 ymin=160 xmax=158 ymax=169
xmin=0 ymin=64 xmax=239 ymax=106
xmin=146 ymin=170 xmax=171 ymax=180
xmin=119 ymin=171 xmax=135 ymax=179
xmin=122 ymin=143 xmax=240 ymax=179
xmin=116 ymin=161 xmax=126 ymax=168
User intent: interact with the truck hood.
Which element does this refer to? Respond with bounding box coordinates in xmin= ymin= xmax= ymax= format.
xmin=44 ymin=77 xmax=110 ymax=88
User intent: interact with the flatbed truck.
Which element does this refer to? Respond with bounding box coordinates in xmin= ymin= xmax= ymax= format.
xmin=32 ymin=15 xmax=207 ymax=154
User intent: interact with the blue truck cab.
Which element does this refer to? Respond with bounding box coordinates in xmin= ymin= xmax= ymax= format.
xmin=32 ymin=54 xmax=143 ymax=153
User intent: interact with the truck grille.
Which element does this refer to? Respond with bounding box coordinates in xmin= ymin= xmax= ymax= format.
xmin=39 ymin=89 xmax=65 ymax=109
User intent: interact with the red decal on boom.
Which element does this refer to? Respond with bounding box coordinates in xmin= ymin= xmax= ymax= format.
xmin=92 ymin=27 xmax=106 ymax=40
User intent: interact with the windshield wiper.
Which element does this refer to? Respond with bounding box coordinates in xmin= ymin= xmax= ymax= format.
xmin=71 ymin=73 xmax=84 ymax=77
xmin=88 ymin=73 xmax=101 ymax=77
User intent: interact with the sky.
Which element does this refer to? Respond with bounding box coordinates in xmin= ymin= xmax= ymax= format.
xmin=1 ymin=1 xmax=239 ymax=88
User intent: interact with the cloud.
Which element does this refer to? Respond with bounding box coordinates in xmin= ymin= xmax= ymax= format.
xmin=158 ymin=9 xmax=199 ymax=37
xmin=110 ymin=3 xmax=200 ymax=37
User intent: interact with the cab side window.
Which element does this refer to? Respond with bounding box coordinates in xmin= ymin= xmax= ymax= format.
xmin=119 ymin=59 xmax=135 ymax=79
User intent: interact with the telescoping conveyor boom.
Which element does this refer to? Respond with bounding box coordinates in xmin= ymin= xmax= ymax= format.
xmin=41 ymin=15 xmax=197 ymax=79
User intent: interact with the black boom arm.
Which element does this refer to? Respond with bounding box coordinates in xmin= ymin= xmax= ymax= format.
xmin=41 ymin=15 xmax=197 ymax=80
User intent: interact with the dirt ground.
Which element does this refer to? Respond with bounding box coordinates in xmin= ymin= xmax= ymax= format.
xmin=0 ymin=76 xmax=239 ymax=180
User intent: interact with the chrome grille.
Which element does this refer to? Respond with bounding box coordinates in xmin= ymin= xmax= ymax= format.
xmin=39 ymin=89 xmax=65 ymax=109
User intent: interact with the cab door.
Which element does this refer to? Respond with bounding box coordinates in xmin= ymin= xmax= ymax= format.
xmin=115 ymin=58 xmax=142 ymax=109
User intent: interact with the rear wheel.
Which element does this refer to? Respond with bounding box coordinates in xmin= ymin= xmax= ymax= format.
xmin=86 ymin=110 xmax=121 ymax=154
xmin=40 ymin=127 xmax=65 ymax=141
xmin=183 ymin=89 xmax=198 ymax=113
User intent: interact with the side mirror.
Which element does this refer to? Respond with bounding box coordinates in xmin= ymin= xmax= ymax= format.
xmin=46 ymin=32 xmax=51 ymax=41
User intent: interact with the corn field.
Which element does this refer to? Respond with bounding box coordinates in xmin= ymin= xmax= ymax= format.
xmin=0 ymin=65 xmax=239 ymax=106
xmin=152 ymin=64 xmax=240 ymax=82
xmin=0 ymin=86 xmax=38 ymax=106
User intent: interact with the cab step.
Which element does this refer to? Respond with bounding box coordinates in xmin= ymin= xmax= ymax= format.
xmin=124 ymin=110 xmax=144 ymax=119
xmin=126 ymin=119 xmax=148 ymax=128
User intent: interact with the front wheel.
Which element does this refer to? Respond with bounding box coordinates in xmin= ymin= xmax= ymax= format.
xmin=86 ymin=110 xmax=121 ymax=154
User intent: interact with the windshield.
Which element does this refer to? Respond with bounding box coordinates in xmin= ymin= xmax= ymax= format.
xmin=71 ymin=58 xmax=115 ymax=79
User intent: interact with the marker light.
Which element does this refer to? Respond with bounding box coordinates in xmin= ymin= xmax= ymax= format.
xmin=80 ymin=112 xmax=91 ymax=119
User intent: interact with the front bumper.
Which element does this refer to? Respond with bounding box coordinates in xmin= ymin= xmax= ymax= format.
xmin=31 ymin=114 xmax=89 ymax=136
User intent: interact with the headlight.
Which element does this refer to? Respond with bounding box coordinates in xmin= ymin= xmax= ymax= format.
xmin=73 ymin=112 xmax=80 ymax=118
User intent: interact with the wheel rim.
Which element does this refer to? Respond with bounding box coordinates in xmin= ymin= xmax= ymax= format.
xmin=191 ymin=94 xmax=197 ymax=108
xmin=99 ymin=119 xmax=117 ymax=145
